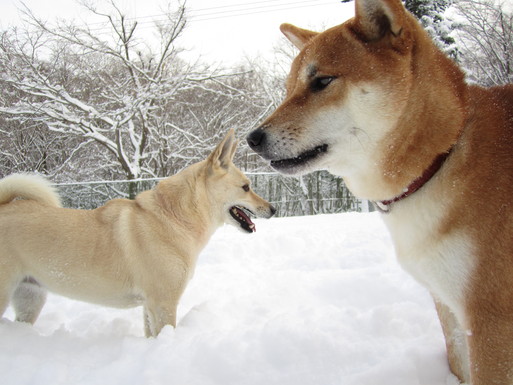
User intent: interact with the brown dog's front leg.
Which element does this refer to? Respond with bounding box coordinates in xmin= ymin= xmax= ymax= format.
xmin=467 ymin=311 xmax=513 ymax=385
xmin=434 ymin=299 xmax=470 ymax=383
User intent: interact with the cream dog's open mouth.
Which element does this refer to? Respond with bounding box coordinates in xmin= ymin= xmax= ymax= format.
xmin=229 ymin=206 xmax=256 ymax=233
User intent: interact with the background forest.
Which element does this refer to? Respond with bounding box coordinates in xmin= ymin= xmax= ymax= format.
xmin=0 ymin=0 xmax=511 ymax=216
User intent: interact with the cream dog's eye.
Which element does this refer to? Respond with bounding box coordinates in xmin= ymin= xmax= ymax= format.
xmin=242 ymin=184 xmax=250 ymax=192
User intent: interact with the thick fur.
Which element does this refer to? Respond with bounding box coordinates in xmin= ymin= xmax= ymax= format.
xmin=0 ymin=130 xmax=275 ymax=337
xmin=246 ymin=1 xmax=513 ymax=384
xmin=0 ymin=174 xmax=62 ymax=208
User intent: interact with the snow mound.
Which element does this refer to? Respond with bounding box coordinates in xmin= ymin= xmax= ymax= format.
xmin=1 ymin=213 xmax=457 ymax=385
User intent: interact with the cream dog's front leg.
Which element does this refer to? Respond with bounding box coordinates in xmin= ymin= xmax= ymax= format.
xmin=142 ymin=262 xmax=189 ymax=337
xmin=143 ymin=302 xmax=178 ymax=337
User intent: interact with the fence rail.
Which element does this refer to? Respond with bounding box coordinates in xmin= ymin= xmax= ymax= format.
xmin=56 ymin=171 xmax=366 ymax=217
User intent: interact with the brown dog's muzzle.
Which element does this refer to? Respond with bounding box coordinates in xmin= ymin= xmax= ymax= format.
xmin=246 ymin=127 xmax=268 ymax=156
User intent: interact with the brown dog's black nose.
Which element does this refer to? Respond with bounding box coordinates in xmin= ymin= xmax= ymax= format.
xmin=246 ymin=128 xmax=266 ymax=152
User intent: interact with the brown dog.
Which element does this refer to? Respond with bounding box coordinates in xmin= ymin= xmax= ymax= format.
xmin=247 ymin=1 xmax=513 ymax=383
xmin=0 ymin=130 xmax=275 ymax=337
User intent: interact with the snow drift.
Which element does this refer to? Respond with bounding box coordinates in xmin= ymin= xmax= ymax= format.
xmin=0 ymin=212 xmax=457 ymax=385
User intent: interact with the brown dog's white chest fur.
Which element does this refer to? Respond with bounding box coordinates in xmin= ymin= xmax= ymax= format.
xmin=383 ymin=185 xmax=476 ymax=323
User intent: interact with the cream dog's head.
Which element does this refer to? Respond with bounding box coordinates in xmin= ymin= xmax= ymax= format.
xmin=206 ymin=129 xmax=276 ymax=233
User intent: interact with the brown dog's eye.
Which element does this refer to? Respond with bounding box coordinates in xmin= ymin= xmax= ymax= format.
xmin=311 ymin=76 xmax=335 ymax=92
xmin=242 ymin=184 xmax=250 ymax=192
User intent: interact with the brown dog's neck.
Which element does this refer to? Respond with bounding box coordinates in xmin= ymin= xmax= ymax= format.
xmin=374 ymin=29 xmax=467 ymax=212
xmin=374 ymin=146 xmax=454 ymax=213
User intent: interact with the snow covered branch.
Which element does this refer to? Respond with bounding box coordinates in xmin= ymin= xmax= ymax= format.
xmin=0 ymin=1 xmax=282 ymax=190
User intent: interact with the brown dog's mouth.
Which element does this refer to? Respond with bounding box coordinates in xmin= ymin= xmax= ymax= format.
xmin=230 ymin=206 xmax=256 ymax=233
xmin=270 ymin=144 xmax=328 ymax=172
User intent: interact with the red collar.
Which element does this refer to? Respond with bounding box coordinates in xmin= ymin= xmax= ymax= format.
xmin=374 ymin=149 xmax=453 ymax=213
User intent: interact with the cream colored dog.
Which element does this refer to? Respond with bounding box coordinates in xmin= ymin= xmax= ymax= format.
xmin=0 ymin=130 xmax=275 ymax=337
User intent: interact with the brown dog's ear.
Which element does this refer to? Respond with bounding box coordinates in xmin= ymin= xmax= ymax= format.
xmin=207 ymin=129 xmax=237 ymax=170
xmin=353 ymin=0 xmax=407 ymax=41
xmin=280 ymin=23 xmax=318 ymax=50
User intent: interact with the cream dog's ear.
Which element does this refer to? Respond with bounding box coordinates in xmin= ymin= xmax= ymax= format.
xmin=207 ymin=129 xmax=236 ymax=170
xmin=228 ymin=138 xmax=239 ymax=163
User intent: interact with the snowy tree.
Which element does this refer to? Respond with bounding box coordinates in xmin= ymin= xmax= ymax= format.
xmin=0 ymin=2 xmax=287 ymax=187
xmin=454 ymin=0 xmax=513 ymax=86
xmin=0 ymin=2 xmax=186 ymax=185
xmin=0 ymin=1 xmax=244 ymax=195
xmin=0 ymin=1 xmax=361 ymax=213
xmin=0 ymin=116 xmax=82 ymax=177
xmin=161 ymin=65 xmax=279 ymax=175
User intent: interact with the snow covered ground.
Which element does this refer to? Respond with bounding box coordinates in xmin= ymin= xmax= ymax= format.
xmin=1 ymin=212 xmax=458 ymax=385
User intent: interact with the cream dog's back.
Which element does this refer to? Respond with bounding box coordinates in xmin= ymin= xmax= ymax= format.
xmin=2 ymin=198 xmax=153 ymax=307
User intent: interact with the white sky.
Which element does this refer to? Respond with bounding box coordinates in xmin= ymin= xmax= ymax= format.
xmin=0 ymin=0 xmax=355 ymax=65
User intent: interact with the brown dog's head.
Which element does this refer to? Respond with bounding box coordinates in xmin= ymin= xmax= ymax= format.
xmin=246 ymin=0 xmax=465 ymax=200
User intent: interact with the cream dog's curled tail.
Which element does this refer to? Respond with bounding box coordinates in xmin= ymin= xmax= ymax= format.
xmin=0 ymin=173 xmax=62 ymax=207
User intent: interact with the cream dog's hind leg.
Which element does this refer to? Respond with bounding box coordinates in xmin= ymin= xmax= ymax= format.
xmin=12 ymin=278 xmax=47 ymax=324
xmin=0 ymin=266 xmax=19 ymax=321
